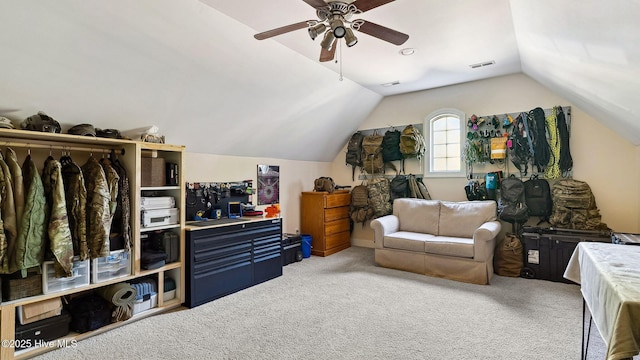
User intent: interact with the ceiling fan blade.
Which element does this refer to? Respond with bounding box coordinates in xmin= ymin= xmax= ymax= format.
xmin=302 ymin=0 xmax=329 ymax=9
xmin=319 ymin=44 xmax=337 ymax=62
xmin=254 ymin=21 xmax=312 ymax=40
xmin=352 ymin=0 xmax=395 ymax=12
xmin=355 ymin=20 xmax=409 ymax=45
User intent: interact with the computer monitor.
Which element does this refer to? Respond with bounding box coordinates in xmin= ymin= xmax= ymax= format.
xmin=228 ymin=201 xmax=242 ymax=219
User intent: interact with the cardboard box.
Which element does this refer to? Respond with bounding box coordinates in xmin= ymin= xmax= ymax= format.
xmin=141 ymin=157 xmax=166 ymax=187
xmin=17 ymin=297 xmax=63 ymax=325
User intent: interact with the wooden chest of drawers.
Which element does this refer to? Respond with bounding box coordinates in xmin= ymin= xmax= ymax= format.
xmin=301 ymin=190 xmax=351 ymax=256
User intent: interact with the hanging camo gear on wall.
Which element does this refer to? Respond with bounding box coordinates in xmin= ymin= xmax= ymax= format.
xmin=349 ymin=184 xmax=374 ymax=228
xmin=367 ymin=178 xmax=392 ymax=218
xmin=399 ymin=125 xmax=426 ymax=173
xmin=530 ymin=107 xmax=550 ymax=174
xmin=345 ymin=132 xmax=364 ymax=181
xmin=555 ymin=106 xmax=573 ymax=177
xmin=544 ymin=107 xmax=562 ymax=179
xmin=549 ymin=178 xmax=608 ymax=230
xmin=361 ymin=131 xmax=385 ymax=175
xmin=408 ymin=175 xmax=431 ymax=200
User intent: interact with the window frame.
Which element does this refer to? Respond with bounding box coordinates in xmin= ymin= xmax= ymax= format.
xmin=424 ymin=108 xmax=466 ymax=178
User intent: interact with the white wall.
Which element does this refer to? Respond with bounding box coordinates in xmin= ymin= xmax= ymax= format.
xmin=182 ymin=73 xmax=640 ymax=243
xmin=184 ymin=152 xmax=331 ymax=234
xmin=330 ymin=73 xmax=640 ymax=247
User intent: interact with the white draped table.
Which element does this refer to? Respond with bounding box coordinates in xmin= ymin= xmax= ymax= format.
xmin=564 ymin=242 xmax=640 ymax=360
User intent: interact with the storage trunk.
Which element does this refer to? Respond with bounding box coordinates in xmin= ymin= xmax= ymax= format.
xmin=14 ymin=312 xmax=72 ymax=350
xmin=520 ymin=227 xmax=610 ymax=283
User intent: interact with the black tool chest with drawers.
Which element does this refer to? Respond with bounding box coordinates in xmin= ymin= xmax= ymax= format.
xmin=185 ymin=218 xmax=282 ymax=308
xmin=520 ymin=227 xmax=611 ymax=283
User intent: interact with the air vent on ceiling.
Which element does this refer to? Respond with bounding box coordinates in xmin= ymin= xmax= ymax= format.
xmin=381 ymin=81 xmax=400 ymax=87
xmin=469 ymin=60 xmax=495 ymax=69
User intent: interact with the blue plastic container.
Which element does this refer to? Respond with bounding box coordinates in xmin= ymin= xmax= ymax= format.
xmin=301 ymin=234 xmax=312 ymax=258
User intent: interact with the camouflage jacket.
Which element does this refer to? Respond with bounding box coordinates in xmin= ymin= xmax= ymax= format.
xmin=12 ymin=155 xmax=46 ymax=277
xmin=42 ymin=157 xmax=75 ymax=277
xmin=6 ymin=148 xmax=24 ymax=229
xmin=82 ymin=156 xmax=111 ymax=259
xmin=0 ymin=153 xmax=17 ymax=274
xmin=61 ymin=157 xmax=89 ymax=260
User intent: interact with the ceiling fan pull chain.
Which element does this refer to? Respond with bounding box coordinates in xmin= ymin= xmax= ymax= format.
xmin=338 ymin=40 xmax=343 ymax=81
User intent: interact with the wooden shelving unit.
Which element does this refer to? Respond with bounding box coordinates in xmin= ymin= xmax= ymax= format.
xmin=0 ymin=129 xmax=185 ymax=359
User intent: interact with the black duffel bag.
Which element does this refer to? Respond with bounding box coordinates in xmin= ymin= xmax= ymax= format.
xmin=65 ymin=293 xmax=113 ymax=333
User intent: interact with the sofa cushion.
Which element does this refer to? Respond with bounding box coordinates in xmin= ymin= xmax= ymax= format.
xmin=424 ymin=236 xmax=475 ymax=258
xmin=393 ymin=198 xmax=440 ymax=235
xmin=438 ymin=201 xmax=497 ymax=238
xmin=384 ymin=232 xmax=436 ymax=252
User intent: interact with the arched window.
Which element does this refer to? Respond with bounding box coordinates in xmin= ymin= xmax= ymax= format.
xmin=424 ymin=109 xmax=465 ymax=177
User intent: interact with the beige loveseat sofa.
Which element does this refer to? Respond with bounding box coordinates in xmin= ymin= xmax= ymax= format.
xmin=370 ymin=198 xmax=501 ymax=285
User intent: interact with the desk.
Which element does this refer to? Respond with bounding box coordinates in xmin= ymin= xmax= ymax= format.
xmin=564 ymin=242 xmax=640 ymax=360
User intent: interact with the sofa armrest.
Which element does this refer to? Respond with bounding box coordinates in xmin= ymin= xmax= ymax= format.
xmin=370 ymin=215 xmax=400 ymax=249
xmin=472 ymin=220 xmax=502 ymax=261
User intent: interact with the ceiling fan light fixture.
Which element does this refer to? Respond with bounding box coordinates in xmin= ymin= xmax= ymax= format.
xmin=320 ymin=30 xmax=336 ymax=50
xmin=308 ymin=23 xmax=327 ymax=40
xmin=344 ymin=28 xmax=358 ymax=47
xmin=329 ymin=19 xmax=346 ymax=38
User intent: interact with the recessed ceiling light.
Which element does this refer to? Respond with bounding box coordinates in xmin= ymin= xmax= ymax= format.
xmin=400 ymin=48 xmax=415 ymax=56
xmin=382 ymin=81 xmax=400 ymax=87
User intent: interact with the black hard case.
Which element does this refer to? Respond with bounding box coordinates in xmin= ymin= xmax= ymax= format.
xmin=282 ymin=234 xmax=302 ymax=266
xmin=14 ymin=312 xmax=72 ymax=350
xmin=520 ymin=227 xmax=610 ymax=283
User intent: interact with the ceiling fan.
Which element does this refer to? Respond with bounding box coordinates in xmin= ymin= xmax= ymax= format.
xmin=254 ymin=0 xmax=409 ymax=62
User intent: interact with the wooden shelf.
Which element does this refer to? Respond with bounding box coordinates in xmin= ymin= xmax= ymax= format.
xmin=0 ymin=130 xmax=186 ymax=360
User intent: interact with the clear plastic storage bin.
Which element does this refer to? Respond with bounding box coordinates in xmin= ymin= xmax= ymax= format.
xmin=91 ymin=250 xmax=131 ymax=284
xmin=42 ymin=257 xmax=90 ymax=294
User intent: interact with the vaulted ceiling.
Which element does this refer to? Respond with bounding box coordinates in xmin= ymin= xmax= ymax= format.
xmin=0 ymin=0 xmax=637 ymax=161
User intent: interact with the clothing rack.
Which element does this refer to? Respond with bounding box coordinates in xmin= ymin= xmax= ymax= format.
xmin=0 ymin=141 xmax=125 ymax=155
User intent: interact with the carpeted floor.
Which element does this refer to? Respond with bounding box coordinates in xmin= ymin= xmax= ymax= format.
xmin=30 ymin=246 xmax=621 ymax=360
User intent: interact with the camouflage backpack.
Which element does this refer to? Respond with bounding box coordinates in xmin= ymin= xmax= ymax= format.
xmin=399 ymin=125 xmax=426 ymax=160
xmin=350 ymin=184 xmax=373 ymax=227
xmin=367 ymin=178 xmax=392 ymax=219
xmin=361 ymin=132 xmax=384 ymax=175
xmin=549 ymin=178 xmax=608 ymax=230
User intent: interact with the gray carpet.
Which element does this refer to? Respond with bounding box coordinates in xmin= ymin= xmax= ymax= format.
xmin=32 ymin=246 xmax=619 ymax=360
